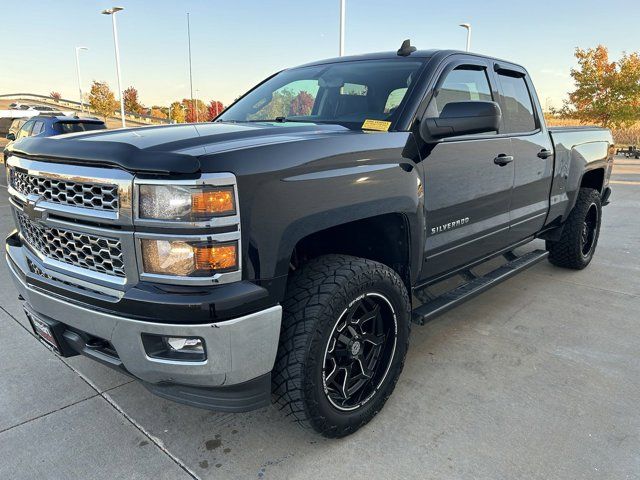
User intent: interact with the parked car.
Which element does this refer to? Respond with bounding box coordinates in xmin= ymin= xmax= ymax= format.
xmin=4 ymin=44 xmax=613 ymax=438
xmin=5 ymin=115 xmax=106 ymax=144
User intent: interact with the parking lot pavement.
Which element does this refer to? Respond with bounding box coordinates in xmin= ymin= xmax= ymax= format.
xmin=1 ymin=164 xmax=639 ymax=479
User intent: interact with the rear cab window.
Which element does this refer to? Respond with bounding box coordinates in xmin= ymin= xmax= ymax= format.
xmin=496 ymin=72 xmax=537 ymax=134
xmin=56 ymin=122 xmax=105 ymax=134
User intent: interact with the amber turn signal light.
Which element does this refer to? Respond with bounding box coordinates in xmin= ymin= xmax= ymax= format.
xmin=192 ymin=187 xmax=235 ymax=215
xmin=141 ymin=239 xmax=238 ymax=277
xmin=195 ymin=243 xmax=238 ymax=271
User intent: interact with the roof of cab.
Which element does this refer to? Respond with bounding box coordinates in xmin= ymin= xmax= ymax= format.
xmin=294 ymin=49 xmax=528 ymax=73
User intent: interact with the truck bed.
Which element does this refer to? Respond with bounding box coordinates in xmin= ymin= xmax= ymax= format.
xmin=546 ymin=125 xmax=613 ymax=226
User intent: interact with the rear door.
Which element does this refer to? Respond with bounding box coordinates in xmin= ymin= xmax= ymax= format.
xmin=420 ymin=57 xmax=515 ymax=279
xmin=492 ymin=65 xmax=554 ymax=241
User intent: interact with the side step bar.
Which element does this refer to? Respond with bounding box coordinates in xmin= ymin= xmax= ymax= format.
xmin=412 ymin=249 xmax=548 ymax=325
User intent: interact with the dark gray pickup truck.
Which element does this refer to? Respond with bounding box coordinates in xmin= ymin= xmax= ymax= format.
xmin=4 ymin=43 xmax=613 ymax=437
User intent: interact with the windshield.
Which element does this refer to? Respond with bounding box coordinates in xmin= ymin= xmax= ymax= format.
xmin=217 ymin=59 xmax=425 ymax=130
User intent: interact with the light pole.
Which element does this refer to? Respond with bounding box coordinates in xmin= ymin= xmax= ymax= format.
xmin=75 ymin=46 xmax=88 ymax=112
xmin=187 ymin=13 xmax=194 ymax=123
xmin=339 ymin=0 xmax=345 ymax=56
xmin=102 ymin=6 xmax=126 ymax=127
xmin=459 ymin=23 xmax=471 ymax=52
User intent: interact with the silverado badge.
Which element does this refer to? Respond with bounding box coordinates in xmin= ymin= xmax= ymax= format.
xmin=431 ymin=217 xmax=470 ymax=235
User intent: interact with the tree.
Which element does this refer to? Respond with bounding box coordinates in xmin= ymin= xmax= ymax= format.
xmin=206 ymin=100 xmax=224 ymax=121
xmin=170 ymin=101 xmax=185 ymax=123
xmin=560 ymin=45 xmax=640 ymax=128
xmin=88 ymin=81 xmax=118 ymax=122
xmin=50 ymin=91 xmax=61 ymax=100
xmin=249 ymin=89 xmax=295 ymax=120
xmin=123 ymin=86 xmax=144 ymax=114
xmin=289 ymin=91 xmax=314 ymax=116
xmin=151 ymin=107 xmax=167 ymax=119
xmin=182 ymin=98 xmax=207 ymax=123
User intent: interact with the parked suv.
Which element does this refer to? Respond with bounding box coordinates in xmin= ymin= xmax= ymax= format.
xmin=4 ymin=45 xmax=612 ymax=437
xmin=6 ymin=115 xmax=105 ymax=143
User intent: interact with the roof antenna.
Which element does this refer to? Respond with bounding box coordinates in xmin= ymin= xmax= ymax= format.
xmin=397 ymin=39 xmax=416 ymax=57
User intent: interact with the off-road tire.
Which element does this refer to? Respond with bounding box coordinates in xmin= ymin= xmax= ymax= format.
xmin=546 ymin=187 xmax=602 ymax=269
xmin=272 ymin=254 xmax=411 ymax=438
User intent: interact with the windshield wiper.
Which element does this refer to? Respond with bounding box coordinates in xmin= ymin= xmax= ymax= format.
xmin=230 ymin=117 xmax=315 ymax=123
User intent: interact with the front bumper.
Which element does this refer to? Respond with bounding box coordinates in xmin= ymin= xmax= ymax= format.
xmin=6 ymin=239 xmax=282 ymax=412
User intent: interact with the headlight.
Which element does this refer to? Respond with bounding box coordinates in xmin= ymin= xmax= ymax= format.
xmin=141 ymin=239 xmax=238 ymax=277
xmin=138 ymin=184 xmax=236 ymax=221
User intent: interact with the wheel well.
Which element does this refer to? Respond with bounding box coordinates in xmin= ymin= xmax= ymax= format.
xmin=580 ymin=168 xmax=604 ymax=193
xmin=290 ymin=213 xmax=411 ymax=289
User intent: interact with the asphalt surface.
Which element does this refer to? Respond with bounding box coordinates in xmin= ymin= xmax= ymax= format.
xmin=0 ymin=159 xmax=638 ymax=479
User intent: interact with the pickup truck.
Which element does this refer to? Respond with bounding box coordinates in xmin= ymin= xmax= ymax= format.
xmin=4 ymin=43 xmax=613 ymax=438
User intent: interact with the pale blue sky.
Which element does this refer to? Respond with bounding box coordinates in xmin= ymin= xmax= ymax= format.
xmin=1 ymin=0 xmax=637 ymax=108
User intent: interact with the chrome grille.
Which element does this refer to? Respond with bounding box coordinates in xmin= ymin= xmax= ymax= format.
xmin=27 ymin=258 xmax=110 ymax=297
xmin=17 ymin=212 xmax=125 ymax=277
xmin=9 ymin=168 xmax=119 ymax=211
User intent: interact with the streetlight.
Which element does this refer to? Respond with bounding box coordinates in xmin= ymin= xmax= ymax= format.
xmin=75 ymin=46 xmax=88 ymax=112
xmin=339 ymin=0 xmax=346 ymax=56
xmin=101 ymin=6 xmax=126 ymax=127
xmin=459 ymin=23 xmax=471 ymax=52
xmin=187 ymin=13 xmax=194 ymax=121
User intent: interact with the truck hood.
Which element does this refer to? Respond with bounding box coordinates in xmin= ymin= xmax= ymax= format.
xmin=5 ymin=122 xmax=351 ymax=175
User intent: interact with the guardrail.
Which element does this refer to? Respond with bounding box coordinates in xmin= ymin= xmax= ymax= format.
xmin=0 ymin=93 xmax=172 ymax=125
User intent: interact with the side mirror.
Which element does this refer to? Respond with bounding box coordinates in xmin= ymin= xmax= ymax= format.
xmin=6 ymin=133 xmax=16 ymax=141
xmin=420 ymin=101 xmax=501 ymax=143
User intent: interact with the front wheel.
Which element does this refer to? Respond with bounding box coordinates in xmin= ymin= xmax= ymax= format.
xmin=272 ymin=255 xmax=411 ymax=438
xmin=546 ymin=187 xmax=602 ymax=269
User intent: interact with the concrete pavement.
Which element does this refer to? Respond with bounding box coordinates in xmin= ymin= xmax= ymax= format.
xmin=0 ymin=160 xmax=638 ymax=479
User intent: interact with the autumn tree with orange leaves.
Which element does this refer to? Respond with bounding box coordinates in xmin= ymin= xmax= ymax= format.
xmin=560 ymin=45 xmax=640 ymax=128
xmin=289 ymin=91 xmax=314 ymax=116
xmin=207 ymin=100 xmax=224 ymax=121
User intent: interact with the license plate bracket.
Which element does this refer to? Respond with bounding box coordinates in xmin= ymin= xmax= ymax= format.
xmin=26 ymin=309 xmax=67 ymax=355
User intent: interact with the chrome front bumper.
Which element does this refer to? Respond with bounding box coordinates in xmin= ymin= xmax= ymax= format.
xmin=7 ymin=243 xmax=282 ymax=388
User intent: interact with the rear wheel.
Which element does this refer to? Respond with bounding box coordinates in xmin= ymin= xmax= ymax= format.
xmin=272 ymin=255 xmax=411 ymax=438
xmin=546 ymin=187 xmax=602 ymax=269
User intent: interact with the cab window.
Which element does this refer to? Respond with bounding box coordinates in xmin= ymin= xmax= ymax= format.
xmin=497 ymin=73 xmax=536 ymax=133
xmin=384 ymin=88 xmax=408 ymax=113
xmin=428 ymin=66 xmax=493 ymax=117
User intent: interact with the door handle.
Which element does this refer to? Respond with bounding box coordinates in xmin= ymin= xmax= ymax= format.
xmin=493 ymin=154 xmax=514 ymax=166
xmin=537 ymin=149 xmax=553 ymax=159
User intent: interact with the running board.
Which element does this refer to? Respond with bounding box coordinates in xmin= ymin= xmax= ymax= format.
xmin=411 ymin=249 xmax=548 ymax=325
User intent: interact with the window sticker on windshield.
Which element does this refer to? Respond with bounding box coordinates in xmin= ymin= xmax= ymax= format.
xmin=362 ymin=119 xmax=391 ymax=132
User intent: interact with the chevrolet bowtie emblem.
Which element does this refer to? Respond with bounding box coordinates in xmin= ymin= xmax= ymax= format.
xmin=24 ymin=194 xmax=48 ymax=223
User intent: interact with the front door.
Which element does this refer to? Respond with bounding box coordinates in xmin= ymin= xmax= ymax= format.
xmin=419 ymin=61 xmax=515 ymax=280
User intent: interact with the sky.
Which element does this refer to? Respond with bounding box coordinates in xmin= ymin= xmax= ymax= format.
xmin=1 ymin=0 xmax=638 ymax=109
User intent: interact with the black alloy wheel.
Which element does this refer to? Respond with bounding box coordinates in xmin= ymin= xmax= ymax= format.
xmin=580 ymin=203 xmax=598 ymax=257
xmin=322 ymin=293 xmax=397 ymax=411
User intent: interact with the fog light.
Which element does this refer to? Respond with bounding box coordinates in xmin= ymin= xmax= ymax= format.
xmin=167 ymin=337 xmax=204 ymax=353
xmin=141 ymin=334 xmax=206 ymax=362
